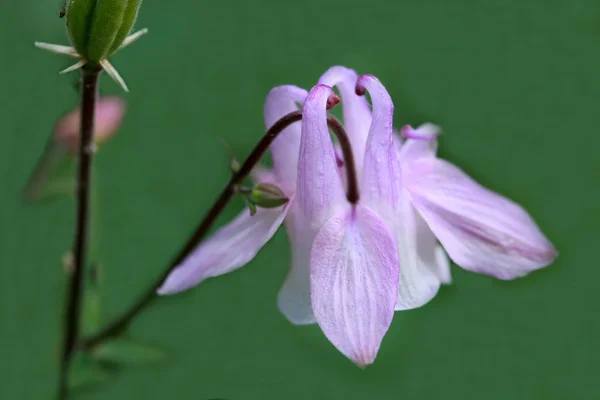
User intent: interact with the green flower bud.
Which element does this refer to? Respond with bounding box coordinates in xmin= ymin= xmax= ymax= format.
xmin=65 ymin=0 xmax=142 ymax=63
xmin=249 ymin=183 xmax=289 ymax=210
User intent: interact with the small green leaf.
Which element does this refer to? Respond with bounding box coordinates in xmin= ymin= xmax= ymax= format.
xmin=92 ymin=339 xmax=166 ymax=364
xmin=69 ymin=352 xmax=112 ymax=391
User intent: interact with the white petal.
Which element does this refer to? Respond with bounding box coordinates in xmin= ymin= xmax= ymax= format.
xmin=277 ymin=219 xmax=316 ymax=325
xmin=394 ymin=192 xmax=448 ymax=310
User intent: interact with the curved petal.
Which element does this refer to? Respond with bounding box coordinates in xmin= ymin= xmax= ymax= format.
xmin=401 ymin=123 xmax=441 ymax=141
xmin=264 ymin=85 xmax=308 ymax=188
xmin=319 ymin=66 xmax=372 ymax=171
xmin=394 ymin=192 xmax=449 ymax=310
xmin=406 ymin=158 xmax=558 ymax=279
xmin=311 ymin=205 xmax=399 ymax=367
xmin=356 ymin=74 xmax=401 ymax=208
xmin=356 ymin=75 xmax=447 ymax=309
xmin=158 ymin=201 xmax=291 ymax=295
xmin=296 ymin=84 xmax=346 ymax=223
xmin=398 ymin=137 xmax=438 ymax=166
xmin=277 ymin=216 xmax=316 ymax=325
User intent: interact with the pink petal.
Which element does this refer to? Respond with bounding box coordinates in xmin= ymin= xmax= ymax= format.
xmin=398 ymin=136 xmax=438 ymax=166
xmin=319 ymin=66 xmax=372 ymax=171
xmin=296 ymin=84 xmax=346 ymax=222
xmin=277 ymin=217 xmax=316 ymax=325
xmin=251 ymin=166 xmax=278 ymax=185
xmin=406 ymin=158 xmax=558 ymax=279
xmin=394 ymin=192 xmax=451 ymax=310
xmin=311 ymin=205 xmax=399 ymax=367
xmin=356 ymin=74 xmax=401 ymax=207
xmin=264 ymin=85 xmax=308 ymax=189
xmin=157 ymin=201 xmax=291 ymax=295
xmin=357 ymin=75 xmax=447 ymax=310
xmin=400 ymin=123 xmax=441 ymax=141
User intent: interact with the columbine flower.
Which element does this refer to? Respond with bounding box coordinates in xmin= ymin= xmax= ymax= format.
xmin=158 ymin=66 xmax=557 ymax=366
xmin=35 ymin=0 xmax=147 ymax=92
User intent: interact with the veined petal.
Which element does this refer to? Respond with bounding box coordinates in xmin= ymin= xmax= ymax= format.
xmin=296 ymin=84 xmax=346 ymax=223
xmin=158 ymin=201 xmax=291 ymax=295
xmin=311 ymin=205 xmax=399 ymax=367
xmin=319 ymin=66 xmax=372 ymax=171
xmin=264 ymin=85 xmax=308 ymax=189
xmin=406 ymin=158 xmax=558 ymax=279
xmin=356 ymin=74 xmax=401 ymax=208
xmin=357 ymin=75 xmax=447 ymax=309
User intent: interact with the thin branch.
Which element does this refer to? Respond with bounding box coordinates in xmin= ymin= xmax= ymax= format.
xmin=58 ymin=65 xmax=100 ymax=399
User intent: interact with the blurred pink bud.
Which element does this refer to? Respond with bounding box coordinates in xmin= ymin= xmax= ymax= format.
xmin=54 ymin=96 xmax=126 ymax=152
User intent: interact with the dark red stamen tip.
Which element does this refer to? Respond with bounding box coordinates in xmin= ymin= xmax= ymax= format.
xmin=326 ymin=94 xmax=340 ymax=110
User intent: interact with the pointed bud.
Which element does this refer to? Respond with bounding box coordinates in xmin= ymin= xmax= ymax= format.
xmin=66 ymin=0 xmax=143 ymax=63
xmin=249 ymin=183 xmax=289 ymax=209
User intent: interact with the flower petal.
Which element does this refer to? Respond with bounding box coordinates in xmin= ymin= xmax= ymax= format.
xmin=356 ymin=75 xmax=447 ymax=309
xmin=296 ymin=84 xmax=346 ymax=223
xmin=394 ymin=192 xmax=450 ymax=310
xmin=406 ymin=158 xmax=558 ymax=279
xmin=311 ymin=205 xmax=399 ymax=367
xmin=398 ymin=136 xmax=438 ymax=166
xmin=277 ymin=218 xmax=316 ymax=325
xmin=158 ymin=201 xmax=291 ymax=295
xmin=264 ymin=85 xmax=308 ymax=189
xmin=356 ymin=74 xmax=401 ymax=208
xmin=319 ymin=66 xmax=372 ymax=171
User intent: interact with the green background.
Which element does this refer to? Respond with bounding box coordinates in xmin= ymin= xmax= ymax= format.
xmin=1 ymin=0 xmax=598 ymax=399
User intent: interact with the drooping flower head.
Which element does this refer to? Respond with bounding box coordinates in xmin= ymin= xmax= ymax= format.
xmin=158 ymin=66 xmax=557 ymax=367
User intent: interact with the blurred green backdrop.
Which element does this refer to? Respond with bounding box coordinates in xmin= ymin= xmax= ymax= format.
xmin=1 ymin=0 xmax=599 ymax=399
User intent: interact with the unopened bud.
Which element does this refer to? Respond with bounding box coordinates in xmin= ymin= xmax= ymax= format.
xmin=249 ymin=183 xmax=289 ymax=209
xmin=66 ymin=0 xmax=143 ymax=63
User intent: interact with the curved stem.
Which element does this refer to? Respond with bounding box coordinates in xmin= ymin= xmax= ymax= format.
xmin=81 ymin=111 xmax=358 ymax=349
xmin=58 ymin=65 xmax=100 ymax=399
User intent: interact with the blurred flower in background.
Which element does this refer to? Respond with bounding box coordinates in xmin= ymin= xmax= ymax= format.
xmin=23 ymin=97 xmax=126 ymax=202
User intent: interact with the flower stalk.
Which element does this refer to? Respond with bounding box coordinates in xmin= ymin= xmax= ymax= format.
xmin=59 ymin=65 xmax=101 ymax=398
xmin=81 ymin=108 xmax=358 ymax=349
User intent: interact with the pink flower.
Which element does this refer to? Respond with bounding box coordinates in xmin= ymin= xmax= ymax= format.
xmin=158 ymin=66 xmax=557 ymax=366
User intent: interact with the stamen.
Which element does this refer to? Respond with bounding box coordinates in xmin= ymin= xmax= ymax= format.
xmin=327 ymin=116 xmax=360 ymax=204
